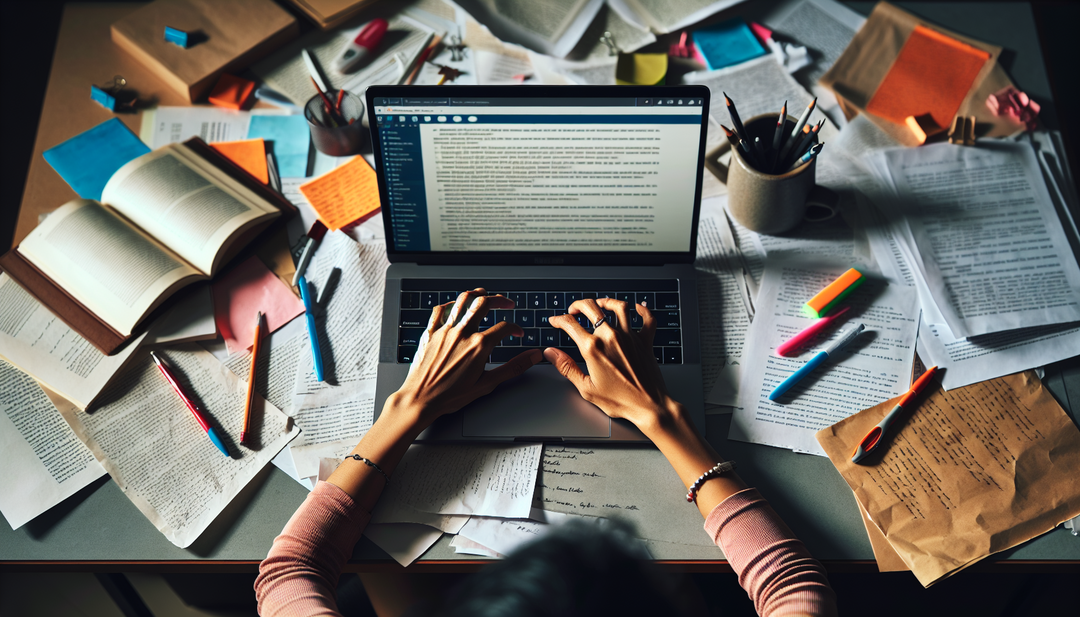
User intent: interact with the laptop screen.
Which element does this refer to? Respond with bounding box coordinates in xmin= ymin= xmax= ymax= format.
xmin=368 ymin=86 xmax=709 ymax=263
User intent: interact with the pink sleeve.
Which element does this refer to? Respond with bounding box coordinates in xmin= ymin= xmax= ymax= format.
xmin=255 ymin=481 xmax=371 ymax=617
xmin=705 ymin=488 xmax=837 ymax=617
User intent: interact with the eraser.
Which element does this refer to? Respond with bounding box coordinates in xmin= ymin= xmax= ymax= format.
xmin=164 ymin=26 xmax=190 ymax=48
xmin=904 ymin=113 xmax=945 ymax=145
xmin=208 ymin=74 xmax=256 ymax=110
xmin=805 ymin=268 xmax=863 ymax=317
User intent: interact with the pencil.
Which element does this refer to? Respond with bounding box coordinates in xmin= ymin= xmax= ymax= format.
xmin=335 ymin=88 xmax=344 ymax=115
xmin=241 ymin=311 xmax=263 ymax=445
xmin=310 ymin=78 xmax=339 ymax=127
xmin=779 ymin=97 xmax=816 ymax=164
xmin=770 ymin=101 xmax=787 ymax=173
xmin=723 ymin=92 xmax=748 ymax=143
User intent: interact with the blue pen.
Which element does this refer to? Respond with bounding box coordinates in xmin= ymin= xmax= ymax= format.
xmin=769 ymin=323 xmax=865 ymax=401
xmin=298 ymin=275 xmax=325 ymax=381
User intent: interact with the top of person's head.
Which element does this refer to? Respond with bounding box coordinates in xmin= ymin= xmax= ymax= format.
xmin=430 ymin=519 xmax=690 ymax=617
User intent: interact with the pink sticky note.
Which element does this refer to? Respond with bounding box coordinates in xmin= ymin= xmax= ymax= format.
xmin=212 ymin=256 xmax=305 ymax=355
xmin=749 ymin=22 xmax=773 ymax=45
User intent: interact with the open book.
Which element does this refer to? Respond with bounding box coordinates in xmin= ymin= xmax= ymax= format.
xmin=1 ymin=138 xmax=295 ymax=354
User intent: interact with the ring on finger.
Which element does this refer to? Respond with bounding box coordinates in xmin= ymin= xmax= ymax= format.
xmin=593 ymin=317 xmax=608 ymax=329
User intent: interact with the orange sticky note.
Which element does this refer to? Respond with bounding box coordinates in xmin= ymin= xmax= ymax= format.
xmin=212 ymin=256 xmax=305 ymax=355
xmin=298 ymin=156 xmax=381 ymax=231
xmin=210 ymin=138 xmax=269 ymax=184
xmin=866 ymin=25 xmax=990 ymax=131
xmin=208 ymin=74 xmax=256 ymax=110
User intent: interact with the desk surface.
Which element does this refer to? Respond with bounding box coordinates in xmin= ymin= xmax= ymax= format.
xmin=3 ymin=1 xmax=1079 ymax=571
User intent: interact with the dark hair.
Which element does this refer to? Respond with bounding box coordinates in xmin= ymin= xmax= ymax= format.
xmin=430 ymin=519 xmax=690 ymax=617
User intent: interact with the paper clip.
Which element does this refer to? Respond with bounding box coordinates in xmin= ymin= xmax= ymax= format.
xmin=600 ymin=31 xmax=620 ymax=56
xmin=164 ymin=26 xmax=191 ymax=48
xmin=90 ymin=75 xmax=136 ymax=112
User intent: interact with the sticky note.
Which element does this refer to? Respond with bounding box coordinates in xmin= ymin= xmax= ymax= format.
xmin=208 ymin=74 xmax=256 ymax=110
xmin=691 ymin=18 xmax=768 ymax=71
xmin=615 ymin=53 xmax=668 ymax=85
xmin=805 ymin=268 xmax=864 ymax=317
xmin=210 ymin=138 xmax=269 ymax=184
xmin=298 ymin=156 xmax=381 ymax=231
xmin=866 ymin=25 xmax=990 ymax=130
xmin=164 ymin=26 xmax=189 ymax=48
xmin=247 ymin=115 xmax=311 ymax=177
xmin=212 ymin=256 xmax=305 ymax=355
xmin=43 ymin=118 xmax=150 ymax=201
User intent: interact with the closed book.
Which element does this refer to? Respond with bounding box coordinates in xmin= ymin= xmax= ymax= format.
xmin=284 ymin=0 xmax=379 ymax=30
xmin=110 ymin=0 xmax=299 ymax=103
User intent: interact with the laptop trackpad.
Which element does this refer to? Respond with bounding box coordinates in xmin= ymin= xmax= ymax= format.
xmin=462 ymin=365 xmax=611 ymax=438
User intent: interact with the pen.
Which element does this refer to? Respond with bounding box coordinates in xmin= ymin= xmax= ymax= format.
xmin=150 ymin=351 xmax=230 ymax=457
xmin=770 ymin=101 xmax=787 ymax=172
xmin=242 ymin=312 xmax=263 ymax=445
xmin=779 ymin=97 xmax=816 ymax=164
xmin=302 ymin=48 xmax=329 ymax=93
xmin=786 ymin=142 xmax=823 ymax=173
xmin=298 ymin=275 xmax=325 ymax=382
xmin=769 ymin=323 xmax=865 ymax=401
xmin=786 ymin=119 xmax=822 ymax=170
xmin=253 ymin=85 xmax=301 ymax=113
xmin=851 ymin=366 xmax=939 ymax=463
xmin=291 ymin=220 xmax=328 ymax=286
xmin=723 ymin=92 xmax=748 ymax=143
xmin=266 ymin=152 xmax=281 ymax=193
xmin=405 ymin=35 xmax=442 ymax=85
xmin=332 ymin=18 xmax=388 ymax=73
xmin=776 ymin=306 xmax=850 ymax=357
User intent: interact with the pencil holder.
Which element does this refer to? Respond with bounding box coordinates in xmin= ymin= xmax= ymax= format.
xmin=305 ymin=89 xmax=365 ymax=156
xmin=707 ymin=113 xmax=837 ymax=235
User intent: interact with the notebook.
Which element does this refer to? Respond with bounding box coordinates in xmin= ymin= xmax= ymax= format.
xmin=366 ymin=85 xmax=710 ymax=442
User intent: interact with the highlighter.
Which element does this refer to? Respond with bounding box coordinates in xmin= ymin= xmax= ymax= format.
xmin=805 ymin=268 xmax=863 ymax=317
xmin=333 ymin=19 xmax=389 ymax=73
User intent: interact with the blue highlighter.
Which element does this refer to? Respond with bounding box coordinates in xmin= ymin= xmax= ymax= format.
xmin=769 ymin=323 xmax=865 ymax=401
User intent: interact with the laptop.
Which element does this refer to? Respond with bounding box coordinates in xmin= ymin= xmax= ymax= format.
xmin=367 ymin=85 xmax=710 ymax=442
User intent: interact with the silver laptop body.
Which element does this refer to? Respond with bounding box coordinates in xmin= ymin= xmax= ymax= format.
xmin=367 ymin=86 xmax=710 ymax=442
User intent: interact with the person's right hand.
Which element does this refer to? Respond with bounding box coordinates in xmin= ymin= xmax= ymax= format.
xmin=545 ymin=298 xmax=681 ymax=434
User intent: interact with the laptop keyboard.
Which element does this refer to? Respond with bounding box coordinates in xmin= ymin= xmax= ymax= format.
xmin=397 ymin=279 xmax=683 ymax=365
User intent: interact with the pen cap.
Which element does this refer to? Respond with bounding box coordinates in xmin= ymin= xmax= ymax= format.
xmin=823 ymin=323 xmax=865 ymax=355
xmin=355 ymin=18 xmax=388 ymax=48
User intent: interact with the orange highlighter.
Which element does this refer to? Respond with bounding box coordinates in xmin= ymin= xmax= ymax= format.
xmin=851 ymin=366 xmax=938 ymax=464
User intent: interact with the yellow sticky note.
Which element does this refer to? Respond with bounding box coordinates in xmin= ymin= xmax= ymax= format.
xmin=298 ymin=156 xmax=381 ymax=231
xmin=210 ymin=138 xmax=269 ymax=184
xmin=615 ymin=53 xmax=667 ymax=85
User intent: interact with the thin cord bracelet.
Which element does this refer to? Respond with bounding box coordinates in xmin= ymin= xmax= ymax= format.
xmin=344 ymin=454 xmax=390 ymax=484
xmin=686 ymin=461 xmax=737 ymax=503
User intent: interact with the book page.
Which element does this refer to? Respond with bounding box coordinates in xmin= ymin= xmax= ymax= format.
xmin=610 ymin=0 xmax=744 ymax=34
xmin=17 ymin=200 xmax=202 ymax=336
xmin=0 ymin=274 xmax=146 ymax=409
xmin=0 ymin=360 xmax=106 ymax=530
xmin=102 ymin=145 xmax=277 ymax=275
xmin=57 ymin=346 xmax=299 ymax=548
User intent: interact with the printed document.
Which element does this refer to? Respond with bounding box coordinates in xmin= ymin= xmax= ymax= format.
xmin=0 ymin=274 xmax=145 ymax=410
xmin=373 ymin=443 xmax=542 ymax=519
xmin=882 ymin=142 xmax=1080 ymax=338
xmin=730 ymin=257 xmax=919 ymax=456
xmin=0 ymin=360 xmax=105 ymax=530
xmin=58 ymin=346 xmax=298 ymax=548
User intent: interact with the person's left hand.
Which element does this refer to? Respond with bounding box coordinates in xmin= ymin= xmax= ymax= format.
xmin=387 ymin=288 xmax=543 ymax=429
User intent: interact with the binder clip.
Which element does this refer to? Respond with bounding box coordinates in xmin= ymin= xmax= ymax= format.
xmin=600 ymin=31 xmax=620 ymax=56
xmin=165 ymin=26 xmax=191 ymax=48
xmin=90 ymin=75 xmax=136 ymax=113
xmin=448 ymin=33 xmax=467 ymax=62
xmin=948 ymin=115 xmax=976 ymax=146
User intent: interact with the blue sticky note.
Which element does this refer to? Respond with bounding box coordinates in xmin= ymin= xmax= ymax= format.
xmin=247 ymin=115 xmax=311 ymax=177
xmin=90 ymin=85 xmax=117 ymax=111
xmin=164 ymin=26 xmax=189 ymax=48
xmin=692 ymin=18 xmax=767 ymax=71
xmin=43 ymin=118 xmax=150 ymax=201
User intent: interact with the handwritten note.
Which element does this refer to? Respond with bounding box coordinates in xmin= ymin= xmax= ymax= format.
xmin=535 ymin=445 xmax=715 ymax=548
xmin=298 ymin=156 xmax=381 ymax=231
xmin=373 ymin=443 xmax=542 ymax=519
xmin=817 ymin=371 xmax=1080 ymax=586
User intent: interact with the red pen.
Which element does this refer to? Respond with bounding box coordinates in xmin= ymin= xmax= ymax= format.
xmin=851 ymin=366 xmax=938 ymax=463
xmin=150 ymin=351 xmax=230 ymax=457
xmin=333 ymin=18 xmax=389 ymax=73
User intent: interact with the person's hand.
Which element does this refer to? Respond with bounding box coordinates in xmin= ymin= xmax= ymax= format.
xmin=387 ymin=288 xmax=543 ymax=430
xmin=545 ymin=298 xmax=680 ymax=434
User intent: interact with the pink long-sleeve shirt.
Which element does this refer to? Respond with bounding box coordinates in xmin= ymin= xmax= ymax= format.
xmin=255 ymin=483 xmax=836 ymax=616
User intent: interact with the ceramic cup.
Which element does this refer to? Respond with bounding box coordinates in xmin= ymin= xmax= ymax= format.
xmin=706 ymin=113 xmax=838 ymax=234
xmin=305 ymin=89 xmax=365 ymax=156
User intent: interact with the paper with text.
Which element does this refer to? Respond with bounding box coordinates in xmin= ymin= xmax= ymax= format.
xmin=457 ymin=507 xmax=592 ymax=557
xmin=58 ymin=346 xmax=298 ymax=548
xmin=0 ymin=360 xmax=106 ymax=530
xmin=817 ymin=372 xmax=1080 ymax=586
xmin=373 ymin=443 xmax=542 ymax=519
xmin=730 ymin=257 xmax=919 ymax=456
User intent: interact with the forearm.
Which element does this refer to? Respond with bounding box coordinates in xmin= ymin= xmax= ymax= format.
xmin=640 ymin=401 xmax=747 ymax=519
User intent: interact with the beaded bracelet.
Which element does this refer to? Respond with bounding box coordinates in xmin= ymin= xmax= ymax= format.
xmin=686 ymin=461 xmax=737 ymax=503
xmin=344 ymin=454 xmax=390 ymax=484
